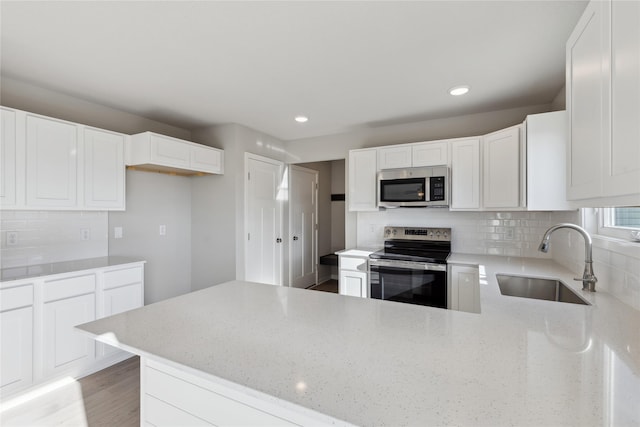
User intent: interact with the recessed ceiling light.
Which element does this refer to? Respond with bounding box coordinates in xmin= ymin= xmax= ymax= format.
xmin=449 ymin=85 xmax=470 ymax=96
xmin=294 ymin=116 xmax=309 ymax=123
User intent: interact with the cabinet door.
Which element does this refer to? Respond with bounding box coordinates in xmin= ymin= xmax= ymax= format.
xmin=84 ymin=128 xmax=125 ymax=209
xmin=566 ymin=0 xmax=609 ymax=200
xmin=150 ymin=134 xmax=190 ymax=168
xmin=448 ymin=265 xmax=480 ymax=313
xmin=412 ymin=141 xmax=448 ymax=167
xmin=43 ymin=293 xmax=95 ymax=378
xmin=25 ymin=115 xmax=79 ymax=207
xmin=99 ymin=283 xmax=143 ymax=358
xmin=348 ymin=149 xmax=378 ymax=211
xmin=378 ymin=146 xmax=411 ymax=169
xmin=450 ymin=138 xmax=481 ymax=210
xmin=0 ymin=306 xmax=33 ymax=395
xmin=606 ymin=0 xmax=640 ymax=197
xmin=1 ymin=108 xmax=17 ymax=207
xmin=525 ymin=111 xmax=571 ymax=211
xmin=190 ymin=145 xmax=223 ymax=174
xmin=339 ymin=270 xmax=367 ymax=298
xmin=483 ymin=126 xmax=522 ymax=209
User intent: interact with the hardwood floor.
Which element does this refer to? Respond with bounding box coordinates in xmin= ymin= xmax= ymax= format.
xmin=308 ymin=279 xmax=338 ymax=293
xmin=1 ymin=356 xmax=139 ymax=427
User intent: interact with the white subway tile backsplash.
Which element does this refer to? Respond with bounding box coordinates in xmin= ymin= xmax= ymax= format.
xmin=0 ymin=210 xmax=108 ymax=268
xmin=357 ymin=208 xmax=639 ymax=311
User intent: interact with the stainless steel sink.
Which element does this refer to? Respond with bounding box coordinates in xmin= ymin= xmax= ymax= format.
xmin=496 ymin=274 xmax=590 ymax=305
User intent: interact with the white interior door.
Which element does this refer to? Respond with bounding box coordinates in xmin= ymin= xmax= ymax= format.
xmin=245 ymin=154 xmax=284 ymax=286
xmin=289 ymin=165 xmax=318 ymax=288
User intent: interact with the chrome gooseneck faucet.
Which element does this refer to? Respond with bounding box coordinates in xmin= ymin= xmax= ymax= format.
xmin=538 ymin=223 xmax=597 ymax=292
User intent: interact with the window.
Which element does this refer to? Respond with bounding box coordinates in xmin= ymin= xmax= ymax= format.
xmin=598 ymin=207 xmax=640 ymax=239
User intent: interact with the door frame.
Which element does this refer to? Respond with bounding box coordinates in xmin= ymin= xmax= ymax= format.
xmin=288 ymin=165 xmax=319 ymax=288
xmin=243 ymin=153 xmax=285 ymax=285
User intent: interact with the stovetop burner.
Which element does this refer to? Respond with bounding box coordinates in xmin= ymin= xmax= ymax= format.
xmin=369 ymin=226 xmax=451 ymax=264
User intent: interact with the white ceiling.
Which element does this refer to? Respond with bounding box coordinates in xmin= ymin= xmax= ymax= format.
xmin=1 ymin=1 xmax=587 ymax=141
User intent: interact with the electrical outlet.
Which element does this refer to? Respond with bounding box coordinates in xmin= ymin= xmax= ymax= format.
xmin=81 ymin=228 xmax=91 ymax=241
xmin=159 ymin=225 xmax=166 ymax=236
xmin=7 ymin=231 xmax=18 ymax=246
xmin=114 ymin=227 xmax=123 ymax=239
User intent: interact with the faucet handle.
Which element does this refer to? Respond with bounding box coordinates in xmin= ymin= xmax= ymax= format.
xmin=574 ymin=275 xmax=597 ymax=292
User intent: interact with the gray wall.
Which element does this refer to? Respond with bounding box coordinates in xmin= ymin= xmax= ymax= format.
xmin=2 ymin=78 xmax=195 ymax=303
xmin=284 ymin=104 xmax=552 ymax=164
xmin=190 ymin=123 xmax=288 ymax=290
xmin=109 ymin=171 xmax=192 ymax=304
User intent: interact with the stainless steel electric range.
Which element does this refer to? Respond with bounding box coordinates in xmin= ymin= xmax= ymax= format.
xmin=369 ymin=226 xmax=451 ymax=308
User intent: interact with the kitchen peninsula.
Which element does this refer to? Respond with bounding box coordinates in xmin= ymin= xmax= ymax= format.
xmin=77 ymin=256 xmax=640 ymax=426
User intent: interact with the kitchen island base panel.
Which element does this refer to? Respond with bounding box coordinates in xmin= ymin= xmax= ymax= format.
xmin=140 ymin=356 xmax=352 ymax=427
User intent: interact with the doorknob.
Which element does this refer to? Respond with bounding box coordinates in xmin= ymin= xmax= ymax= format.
xmin=276 ymin=238 xmax=282 ymax=243
xmin=293 ymin=236 xmax=299 ymax=241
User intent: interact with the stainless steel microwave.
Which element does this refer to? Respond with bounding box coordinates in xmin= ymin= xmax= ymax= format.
xmin=378 ymin=166 xmax=449 ymax=208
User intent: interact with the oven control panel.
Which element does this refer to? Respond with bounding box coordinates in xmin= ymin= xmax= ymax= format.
xmin=384 ymin=226 xmax=451 ymax=242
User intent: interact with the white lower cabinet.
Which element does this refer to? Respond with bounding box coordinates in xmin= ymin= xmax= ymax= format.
xmin=448 ymin=264 xmax=480 ymax=314
xmin=0 ymin=284 xmax=34 ymax=396
xmin=0 ymin=261 xmax=145 ymax=399
xmin=42 ymin=292 xmax=96 ymax=378
xmin=338 ymin=254 xmax=368 ymax=298
xmin=339 ymin=270 xmax=368 ymax=298
xmin=99 ymin=283 xmax=143 ymax=358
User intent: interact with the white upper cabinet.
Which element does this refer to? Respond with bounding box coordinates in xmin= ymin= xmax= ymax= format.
xmin=377 ymin=145 xmax=411 ymax=169
xmin=566 ymin=0 xmax=608 ymax=201
xmin=1 ymin=107 xmax=128 ymax=211
xmin=566 ymin=0 xmax=640 ymax=206
xmin=606 ymin=0 xmax=640 ymax=199
xmin=378 ymin=141 xmax=449 ymax=170
xmin=412 ymin=141 xmax=448 ymax=167
xmin=482 ymin=125 xmax=522 ymax=209
xmin=0 ymin=107 xmax=17 ymax=207
xmin=450 ymin=138 xmax=481 ymax=210
xmin=26 ymin=114 xmax=79 ymax=208
xmin=190 ymin=144 xmax=223 ymax=174
xmin=348 ymin=148 xmax=378 ymax=211
xmin=525 ymin=111 xmax=572 ymax=211
xmin=84 ymin=128 xmax=125 ymax=210
xmin=129 ymin=132 xmax=224 ymax=175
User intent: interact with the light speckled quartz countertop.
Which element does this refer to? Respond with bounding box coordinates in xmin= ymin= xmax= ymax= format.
xmin=77 ymin=254 xmax=640 ymax=426
xmin=0 ymin=256 xmax=146 ymax=283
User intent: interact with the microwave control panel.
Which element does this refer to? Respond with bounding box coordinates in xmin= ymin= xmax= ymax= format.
xmin=429 ymin=176 xmax=446 ymax=201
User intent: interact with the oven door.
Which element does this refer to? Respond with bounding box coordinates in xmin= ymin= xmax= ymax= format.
xmin=369 ymin=259 xmax=447 ymax=308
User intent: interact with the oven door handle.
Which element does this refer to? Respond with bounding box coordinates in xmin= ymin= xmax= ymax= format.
xmin=368 ymin=259 xmax=447 ymax=272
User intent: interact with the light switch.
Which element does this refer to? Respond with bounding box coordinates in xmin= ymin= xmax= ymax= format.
xmin=159 ymin=225 xmax=166 ymax=236
xmin=114 ymin=227 xmax=123 ymax=239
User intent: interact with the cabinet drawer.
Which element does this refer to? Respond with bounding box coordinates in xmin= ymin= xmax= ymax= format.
xmin=0 ymin=284 xmax=33 ymax=312
xmin=104 ymin=266 xmax=143 ymax=290
xmin=145 ymin=366 xmax=296 ymax=426
xmin=340 ymin=256 xmax=367 ymax=271
xmin=44 ymin=274 xmax=96 ymax=302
